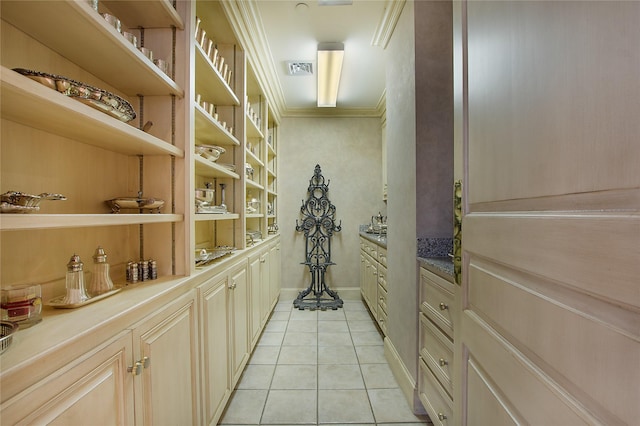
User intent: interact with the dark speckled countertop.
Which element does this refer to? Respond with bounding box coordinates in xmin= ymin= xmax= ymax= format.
xmin=418 ymin=256 xmax=454 ymax=280
xmin=417 ymin=237 xmax=454 ymax=281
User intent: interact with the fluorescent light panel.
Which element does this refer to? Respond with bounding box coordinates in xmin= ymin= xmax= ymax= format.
xmin=317 ymin=43 xmax=344 ymax=107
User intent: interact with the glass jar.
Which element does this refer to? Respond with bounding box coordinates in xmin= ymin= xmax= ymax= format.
xmin=87 ymin=246 xmax=114 ymax=297
xmin=62 ymin=254 xmax=89 ymax=304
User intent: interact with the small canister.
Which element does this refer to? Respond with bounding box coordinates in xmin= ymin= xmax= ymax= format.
xmin=127 ymin=261 xmax=139 ymax=283
xmin=149 ymin=259 xmax=158 ymax=280
xmin=139 ymin=260 xmax=149 ymax=281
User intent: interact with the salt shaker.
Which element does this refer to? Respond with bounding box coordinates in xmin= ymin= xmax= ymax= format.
xmin=88 ymin=246 xmax=114 ymax=297
xmin=62 ymin=254 xmax=89 ymax=304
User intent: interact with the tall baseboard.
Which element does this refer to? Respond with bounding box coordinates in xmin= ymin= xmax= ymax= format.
xmin=384 ymin=337 xmax=428 ymax=416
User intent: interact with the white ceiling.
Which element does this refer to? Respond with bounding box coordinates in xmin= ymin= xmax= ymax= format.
xmin=254 ymin=0 xmax=388 ymax=116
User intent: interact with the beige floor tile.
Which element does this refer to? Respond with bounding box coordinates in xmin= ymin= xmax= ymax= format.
xmin=286 ymin=319 xmax=318 ymax=332
xmin=318 ymin=345 xmax=358 ymax=365
xmin=264 ymin=320 xmax=288 ymax=332
xmin=317 ymin=320 xmax=349 ymax=333
xmin=282 ymin=331 xmax=317 ymax=346
xmin=261 ymin=389 xmax=317 ymax=424
xmin=368 ymin=388 xmax=429 ymax=423
xmin=347 ymin=320 xmax=379 ymax=333
xmin=278 ymin=345 xmax=318 ymax=365
xmin=270 ymin=311 xmax=291 ymax=321
xmin=270 ymin=364 xmax=318 ymax=389
xmin=355 ymin=345 xmax=387 ymax=364
xmin=236 ymin=364 xmax=276 ymax=390
xmin=317 ymin=309 xmax=346 ymax=320
xmin=360 ymin=363 xmax=399 ymax=389
xmin=345 ymin=310 xmax=374 ymax=322
xmin=290 ymin=309 xmax=318 ymax=321
xmin=351 ymin=331 xmax=384 ymax=346
xmin=318 ymin=389 xmax=375 ymax=424
xmin=249 ymin=345 xmax=281 ymax=365
xmin=219 ymin=389 xmax=268 ymax=424
xmin=318 ymin=331 xmax=353 ymax=346
xmin=258 ymin=331 xmax=285 ymax=346
xmin=318 ymin=364 xmax=365 ymax=389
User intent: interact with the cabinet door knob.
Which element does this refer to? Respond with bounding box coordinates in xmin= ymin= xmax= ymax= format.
xmin=439 ymin=302 xmax=448 ymax=310
xmin=142 ymin=356 xmax=151 ymax=369
xmin=128 ymin=361 xmax=142 ymax=376
xmin=438 ymin=413 xmax=447 ymax=421
xmin=439 ymin=358 xmax=448 ymax=366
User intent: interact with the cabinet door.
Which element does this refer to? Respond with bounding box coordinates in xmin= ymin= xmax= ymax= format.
xmin=248 ymin=253 xmax=263 ymax=349
xmin=269 ymin=241 xmax=281 ymax=305
xmin=260 ymin=250 xmax=271 ymax=326
xmin=0 ymin=331 xmax=134 ymax=426
xmin=199 ymin=272 xmax=231 ymax=426
xmin=229 ymin=261 xmax=249 ymax=386
xmin=132 ymin=291 xmax=200 ymax=426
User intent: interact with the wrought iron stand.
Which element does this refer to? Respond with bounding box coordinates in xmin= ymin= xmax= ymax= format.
xmin=294 ymin=164 xmax=343 ymax=310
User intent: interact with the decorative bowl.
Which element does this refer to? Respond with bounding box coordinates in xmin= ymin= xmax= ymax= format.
xmin=107 ymin=197 xmax=164 ymax=213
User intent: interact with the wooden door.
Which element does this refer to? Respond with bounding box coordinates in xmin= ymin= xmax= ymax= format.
xmin=229 ymin=260 xmax=250 ymax=386
xmin=269 ymin=241 xmax=281 ymax=305
xmin=199 ymin=271 xmax=231 ymax=426
xmin=249 ymin=252 xmax=263 ymax=349
xmin=132 ymin=291 xmax=200 ymax=426
xmin=454 ymin=1 xmax=640 ymax=424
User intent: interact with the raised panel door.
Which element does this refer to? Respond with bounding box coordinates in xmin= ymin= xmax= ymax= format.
xmin=229 ymin=261 xmax=249 ymax=386
xmin=199 ymin=271 xmax=231 ymax=426
xmin=0 ymin=331 xmax=134 ymax=426
xmin=132 ymin=291 xmax=199 ymax=426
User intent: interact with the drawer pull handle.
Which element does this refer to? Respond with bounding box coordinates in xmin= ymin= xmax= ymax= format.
xmin=439 ymin=302 xmax=448 ymax=310
xmin=439 ymin=358 xmax=448 ymax=366
xmin=438 ymin=413 xmax=447 ymax=421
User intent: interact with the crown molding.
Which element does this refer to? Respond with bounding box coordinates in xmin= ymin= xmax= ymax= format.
xmin=221 ymin=0 xmax=285 ymax=123
xmin=371 ymin=0 xmax=407 ymax=49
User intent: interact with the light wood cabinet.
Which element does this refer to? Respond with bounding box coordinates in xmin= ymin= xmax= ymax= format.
xmin=359 ymin=237 xmax=387 ymax=335
xmin=0 ymin=290 xmax=199 ymax=426
xmin=418 ymin=266 xmax=455 ymax=425
xmin=0 ymin=331 xmax=135 ymax=425
xmin=228 ymin=260 xmax=249 ymax=386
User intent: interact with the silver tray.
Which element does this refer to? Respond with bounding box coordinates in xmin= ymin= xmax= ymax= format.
xmin=195 ymin=246 xmax=236 ymax=267
xmin=47 ymin=288 xmax=122 ymax=309
xmin=13 ymin=68 xmax=136 ymax=123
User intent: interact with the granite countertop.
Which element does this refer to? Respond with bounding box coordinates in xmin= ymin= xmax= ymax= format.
xmin=417 ymin=237 xmax=454 ymax=280
xmin=359 ymin=225 xmax=387 ymax=248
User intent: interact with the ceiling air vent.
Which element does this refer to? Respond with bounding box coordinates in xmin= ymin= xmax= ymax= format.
xmin=287 ymin=62 xmax=313 ymax=76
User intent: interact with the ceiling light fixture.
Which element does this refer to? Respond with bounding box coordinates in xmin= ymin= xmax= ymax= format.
xmin=317 ymin=42 xmax=344 ymax=108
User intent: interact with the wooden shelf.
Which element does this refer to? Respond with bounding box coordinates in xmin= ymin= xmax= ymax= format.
xmin=245 ymin=149 xmax=265 ymax=168
xmin=246 ymin=115 xmax=264 ymax=139
xmin=246 ymin=213 xmax=264 ymax=219
xmin=267 ymin=169 xmax=276 ymax=178
xmin=194 ymin=156 xmax=240 ymax=179
xmin=194 ymin=213 xmax=240 ymax=222
xmin=1 ymin=1 xmax=183 ymax=97
xmin=194 ymin=106 xmax=240 ymax=147
xmin=101 ymin=0 xmax=184 ymax=29
xmin=267 ymin=190 xmax=278 ymax=197
xmin=195 ymin=45 xmax=239 ymax=106
xmin=1 ymin=67 xmax=184 ymax=157
xmin=267 ymin=143 xmax=276 ymax=158
xmin=0 ymin=214 xmax=183 ymax=231
xmin=246 ymin=180 xmax=264 ymax=191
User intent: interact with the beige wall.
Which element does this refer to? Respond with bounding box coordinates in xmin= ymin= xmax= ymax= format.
xmin=279 ymin=117 xmax=385 ymax=293
xmin=385 ymin=0 xmax=454 ymax=394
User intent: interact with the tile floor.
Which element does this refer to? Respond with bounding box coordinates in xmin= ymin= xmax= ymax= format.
xmin=218 ymin=298 xmax=432 ymax=425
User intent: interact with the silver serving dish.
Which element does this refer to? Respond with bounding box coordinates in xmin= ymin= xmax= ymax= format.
xmin=107 ymin=196 xmax=164 ymax=213
xmin=195 ymin=246 xmax=236 ymax=267
xmin=195 ymin=144 xmax=225 ymax=162
xmin=13 ymin=68 xmax=136 ymax=123
xmin=1 ymin=191 xmax=66 ymax=214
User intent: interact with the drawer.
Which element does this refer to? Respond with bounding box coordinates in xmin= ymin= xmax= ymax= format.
xmin=377 ymin=246 xmax=387 ymax=267
xmin=377 ymin=301 xmax=388 ymax=334
xmin=377 ymin=283 xmax=387 ymax=314
xmin=377 ymin=264 xmax=387 ymax=291
xmin=420 ymin=268 xmax=455 ymax=336
xmin=419 ymin=313 xmax=453 ymax=396
xmin=419 ymin=357 xmax=453 ymax=426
